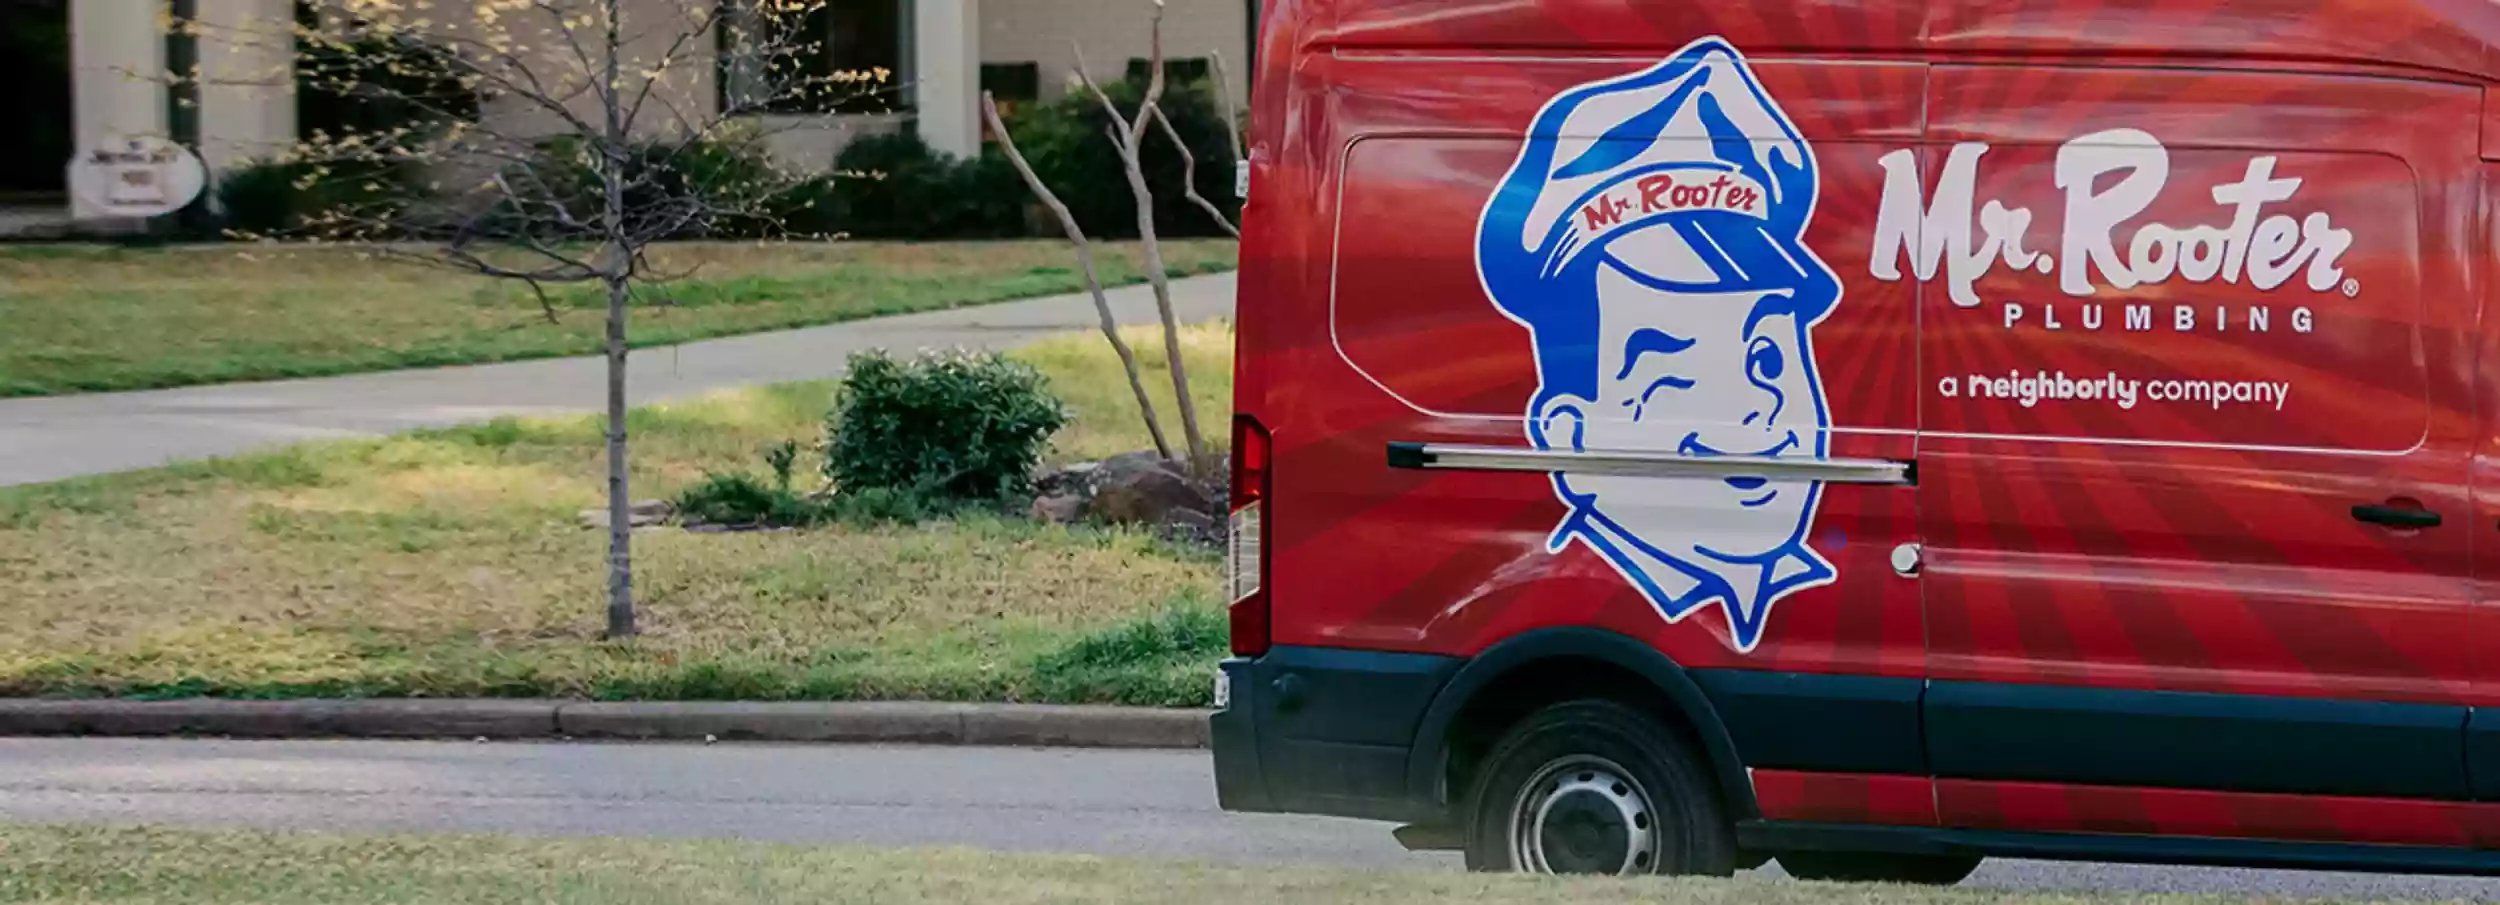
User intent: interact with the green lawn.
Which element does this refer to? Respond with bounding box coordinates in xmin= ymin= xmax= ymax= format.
xmin=0 ymin=323 xmax=1233 ymax=704
xmin=0 ymin=240 xmax=1236 ymax=397
xmin=0 ymin=825 xmax=2284 ymax=905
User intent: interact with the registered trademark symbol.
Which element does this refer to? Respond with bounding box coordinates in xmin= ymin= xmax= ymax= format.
xmin=2342 ymin=279 xmax=2360 ymax=298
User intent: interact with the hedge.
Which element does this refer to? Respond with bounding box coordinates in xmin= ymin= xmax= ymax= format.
xmin=215 ymin=75 xmax=1245 ymax=243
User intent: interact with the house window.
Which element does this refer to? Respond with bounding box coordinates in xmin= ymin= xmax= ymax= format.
xmin=979 ymin=62 xmax=1040 ymax=139
xmin=0 ymin=0 xmax=71 ymax=197
xmin=719 ymin=0 xmax=906 ymax=115
xmin=1126 ymin=57 xmax=1211 ymax=86
xmin=294 ymin=0 xmax=479 ymax=141
xmin=981 ymin=63 xmax=1040 ymax=103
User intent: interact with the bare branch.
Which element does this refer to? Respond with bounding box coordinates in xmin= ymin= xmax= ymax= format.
xmin=1150 ymin=105 xmax=1239 ymax=239
xmin=1071 ymin=45 xmax=1136 ymax=147
xmin=382 ymin=244 xmax=596 ymax=286
xmin=620 ymin=4 xmax=719 ymax=132
xmin=1211 ymin=50 xmax=1246 ymax=161
xmin=984 ymin=91 xmax=1173 ymax=461
xmin=1135 ymin=5 xmax=1171 ymax=149
xmin=534 ymin=0 xmax=610 ymax=110
xmin=522 ymin=278 xmax=564 ymax=325
xmin=369 ymin=25 xmax=605 ymax=138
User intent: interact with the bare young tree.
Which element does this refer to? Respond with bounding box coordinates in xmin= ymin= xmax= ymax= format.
xmin=981 ymin=92 xmax=1173 ymax=461
xmin=1071 ymin=5 xmax=1211 ymax=471
xmin=202 ymin=0 xmax=872 ymax=637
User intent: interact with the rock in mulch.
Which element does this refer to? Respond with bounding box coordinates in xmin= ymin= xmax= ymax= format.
xmin=1030 ymin=451 xmax=1228 ymax=545
xmin=1089 ymin=452 xmax=1214 ymax=525
xmin=1029 ymin=492 xmax=1088 ymax=525
xmin=1033 ymin=460 xmax=1101 ymax=498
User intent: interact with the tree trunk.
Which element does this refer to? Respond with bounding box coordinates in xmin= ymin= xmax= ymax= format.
xmin=602 ymin=272 xmax=635 ymax=639
xmin=599 ymin=0 xmax=635 ymax=640
xmin=1122 ymin=141 xmax=1208 ymax=469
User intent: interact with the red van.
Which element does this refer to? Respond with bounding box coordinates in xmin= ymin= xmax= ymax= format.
xmin=1213 ymin=0 xmax=2500 ymax=882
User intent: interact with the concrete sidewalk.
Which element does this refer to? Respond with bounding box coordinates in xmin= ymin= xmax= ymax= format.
xmin=0 ymin=274 xmax=1234 ymax=486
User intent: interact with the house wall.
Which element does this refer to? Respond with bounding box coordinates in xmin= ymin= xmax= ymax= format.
xmin=445 ymin=0 xmax=723 ymax=142
xmin=68 ymin=0 xmax=164 ymax=220
xmin=196 ymin=0 xmax=296 ymax=174
xmin=51 ymin=0 xmax=1255 ymax=206
xmin=981 ymin=0 xmax=1250 ymax=108
xmin=757 ymin=113 xmax=909 ymax=172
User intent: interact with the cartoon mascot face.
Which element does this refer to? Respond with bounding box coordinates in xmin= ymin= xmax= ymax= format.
xmin=1476 ymin=37 xmax=1841 ymax=652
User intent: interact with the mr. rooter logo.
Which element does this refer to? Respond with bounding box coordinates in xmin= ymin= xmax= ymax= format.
xmin=1867 ymin=128 xmax=2356 ymax=316
xmin=1867 ymin=128 xmax=2358 ymax=415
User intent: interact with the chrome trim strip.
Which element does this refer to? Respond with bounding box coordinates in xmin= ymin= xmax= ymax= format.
xmin=1388 ymin=443 xmax=1912 ymax=485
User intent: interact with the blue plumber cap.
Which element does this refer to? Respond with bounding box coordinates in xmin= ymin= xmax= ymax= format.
xmin=1478 ymin=38 xmax=1831 ymax=319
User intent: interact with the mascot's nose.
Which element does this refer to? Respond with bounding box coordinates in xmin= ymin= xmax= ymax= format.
xmin=1741 ymin=382 xmax=1785 ymax=427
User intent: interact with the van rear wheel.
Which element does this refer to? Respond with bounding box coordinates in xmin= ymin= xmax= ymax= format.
xmin=1779 ymin=851 xmax=1983 ymax=885
xmin=1461 ymin=700 xmax=1734 ymax=876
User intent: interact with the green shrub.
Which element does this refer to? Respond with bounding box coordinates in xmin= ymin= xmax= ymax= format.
xmin=216 ymin=159 xmax=427 ymax=238
xmin=215 ymin=162 xmax=300 ymax=237
xmin=784 ymin=78 xmax=1241 ymax=241
xmin=774 ymin=174 xmax=846 ymax=239
xmin=1011 ymin=77 xmax=1240 ymax=239
xmin=640 ymin=136 xmax=790 ymax=238
xmin=788 ymin=132 xmax=1026 ymax=239
xmin=676 ymin=472 xmax=814 ymax=527
xmin=470 ymin=134 xmax=787 ymax=242
xmin=678 ymin=452 xmax=966 ymax=529
xmin=821 ymin=485 xmax=953 ymax=525
xmin=763 ymin=440 xmax=801 ymax=492
xmin=823 ymin=349 xmax=1067 ymax=500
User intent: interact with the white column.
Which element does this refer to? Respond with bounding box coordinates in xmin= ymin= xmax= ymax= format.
xmin=912 ymin=0 xmax=980 ymax=159
xmin=195 ymin=0 xmax=296 ymax=176
xmin=70 ymin=0 xmax=168 ymax=220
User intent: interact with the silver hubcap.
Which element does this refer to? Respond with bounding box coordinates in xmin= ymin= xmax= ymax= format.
xmin=1508 ymin=755 xmax=1659 ymax=875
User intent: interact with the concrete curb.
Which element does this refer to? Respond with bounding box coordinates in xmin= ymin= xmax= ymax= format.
xmin=0 ymin=699 xmax=1212 ymax=749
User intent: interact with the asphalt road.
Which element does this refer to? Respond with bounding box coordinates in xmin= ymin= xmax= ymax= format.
xmin=3 ymin=739 xmax=2498 ymax=900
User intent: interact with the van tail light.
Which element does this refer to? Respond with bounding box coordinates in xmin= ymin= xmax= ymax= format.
xmin=1228 ymin=414 xmax=1273 ymax=657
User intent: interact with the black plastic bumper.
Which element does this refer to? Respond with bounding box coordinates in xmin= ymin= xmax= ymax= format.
xmin=1209 ymin=646 xmax=1463 ymax=823
xmin=1209 ymin=657 xmax=1277 ymax=812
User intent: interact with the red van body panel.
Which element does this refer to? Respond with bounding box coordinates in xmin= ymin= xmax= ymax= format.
xmin=1217 ymin=0 xmax=2500 ymax=871
xmin=1309 ymin=0 xmax=2500 ymax=81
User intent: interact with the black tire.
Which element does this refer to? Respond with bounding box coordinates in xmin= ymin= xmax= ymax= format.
xmin=1461 ymin=699 xmax=1734 ymax=876
xmin=1778 ymin=851 xmax=1983 ymax=885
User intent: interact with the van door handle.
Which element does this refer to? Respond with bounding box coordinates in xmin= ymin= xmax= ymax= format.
xmin=2351 ymin=502 xmax=2441 ymax=529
